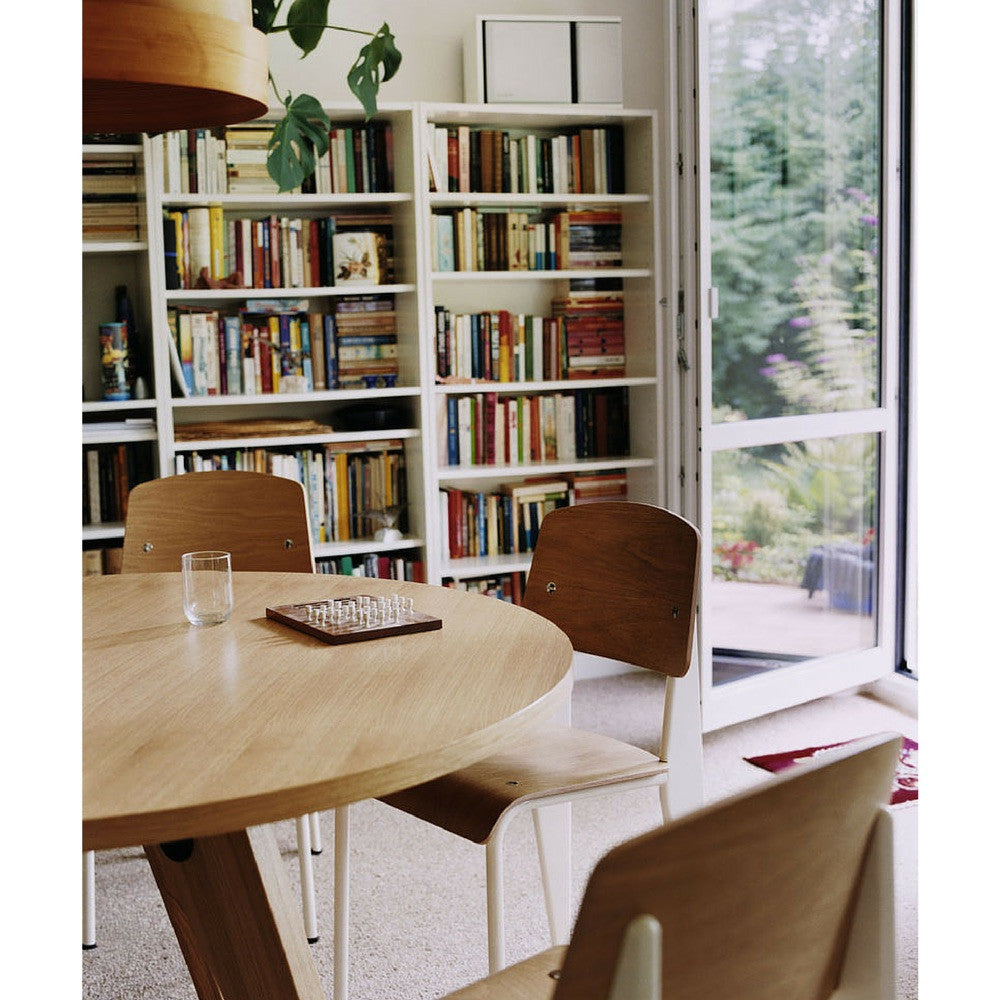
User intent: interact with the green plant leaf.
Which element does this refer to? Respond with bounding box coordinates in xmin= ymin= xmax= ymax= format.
xmin=267 ymin=94 xmax=331 ymax=192
xmin=347 ymin=23 xmax=402 ymax=120
xmin=251 ymin=1 xmax=281 ymax=34
xmin=287 ymin=0 xmax=330 ymax=56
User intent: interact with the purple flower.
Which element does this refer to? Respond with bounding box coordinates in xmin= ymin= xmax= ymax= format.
xmin=861 ymin=214 xmax=879 ymax=227
xmin=846 ymin=187 xmax=869 ymax=202
xmin=789 ymin=316 xmax=812 ymax=329
xmin=765 ymin=353 xmax=787 ymax=363
xmin=759 ymin=366 xmax=777 ymax=377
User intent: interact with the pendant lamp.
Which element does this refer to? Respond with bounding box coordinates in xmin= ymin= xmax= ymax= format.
xmin=83 ymin=0 xmax=269 ymax=134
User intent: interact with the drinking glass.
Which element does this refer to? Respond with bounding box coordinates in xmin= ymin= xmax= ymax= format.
xmin=181 ymin=551 xmax=234 ymax=626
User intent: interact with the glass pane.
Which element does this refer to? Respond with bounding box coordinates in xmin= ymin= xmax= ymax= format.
xmin=708 ymin=0 xmax=882 ymax=421
xmin=710 ymin=434 xmax=878 ymax=684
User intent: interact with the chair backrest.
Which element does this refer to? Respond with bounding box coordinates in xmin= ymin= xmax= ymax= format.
xmin=553 ymin=733 xmax=901 ymax=1000
xmin=521 ymin=502 xmax=699 ymax=677
xmin=121 ymin=471 xmax=315 ymax=574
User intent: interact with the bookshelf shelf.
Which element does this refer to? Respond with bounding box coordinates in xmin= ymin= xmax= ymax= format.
xmin=434 ymin=376 xmax=658 ymax=394
xmin=161 ymin=193 xmax=413 ymax=210
xmin=170 ymin=385 xmax=422 ymax=407
xmin=83 ymin=241 xmax=149 ymax=254
xmin=82 ymin=399 xmax=158 ymax=413
xmin=83 ymin=144 xmax=143 ymax=155
xmin=82 ymin=102 xmax=665 ymax=596
xmin=83 ymin=428 xmax=159 ymax=445
xmin=165 ymin=283 xmax=417 ymax=303
xmin=82 ymin=523 xmax=126 ymax=542
xmin=172 ymin=428 xmax=421 ymax=452
xmin=428 ymin=192 xmax=648 ymax=208
xmin=431 ymin=268 xmax=651 ymax=282
xmin=314 ymin=536 xmax=425 ymax=559
xmin=436 ymin=456 xmax=655 ymax=481
xmin=442 ymin=554 xmax=534 ymax=580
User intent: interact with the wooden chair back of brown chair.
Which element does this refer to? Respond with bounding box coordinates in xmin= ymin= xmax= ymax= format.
xmin=121 ymin=471 xmax=315 ymax=574
xmin=553 ymin=733 xmax=901 ymax=1000
xmin=521 ymin=502 xmax=699 ymax=677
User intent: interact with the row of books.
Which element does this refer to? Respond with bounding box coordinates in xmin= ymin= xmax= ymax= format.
xmin=427 ymin=124 xmax=625 ymax=195
xmin=443 ymin=572 xmax=526 ymax=605
xmin=83 ymin=443 xmax=156 ymax=525
xmin=315 ymin=551 xmax=425 ymax=582
xmin=161 ymin=122 xmax=396 ymax=195
xmin=433 ymin=208 xmax=622 ymax=273
xmin=174 ymin=440 xmax=408 ymax=546
xmin=83 ymin=154 xmax=142 ymax=242
xmin=440 ymin=468 xmax=628 ymax=560
xmin=164 ymin=208 xmax=395 ymax=290
xmin=434 ymin=297 xmax=625 ymax=382
xmin=441 ymin=386 xmax=631 ymax=467
xmin=167 ymin=295 xmax=400 ymax=397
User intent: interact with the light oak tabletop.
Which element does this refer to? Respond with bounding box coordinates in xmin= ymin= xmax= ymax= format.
xmin=83 ymin=572 xmax=573 ymax=851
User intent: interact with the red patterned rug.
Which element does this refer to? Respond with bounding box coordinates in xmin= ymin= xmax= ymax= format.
xmin=745 ymin=736 xmax=917 ymax=805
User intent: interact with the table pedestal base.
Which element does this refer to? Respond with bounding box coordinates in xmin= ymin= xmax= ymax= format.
xmin=145 ymin=825 xmax=325 ymax=1000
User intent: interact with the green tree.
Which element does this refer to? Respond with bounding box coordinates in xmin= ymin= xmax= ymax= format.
xmin=708 ymin=0 xmax=880 ymax=420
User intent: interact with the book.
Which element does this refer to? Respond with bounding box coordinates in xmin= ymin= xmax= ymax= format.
xmin=333 ymin=231 xmax=381 ymax=285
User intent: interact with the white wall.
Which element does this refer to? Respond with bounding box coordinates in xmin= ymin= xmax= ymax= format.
xmin=264 ymin=2 xmax=667 ymax=111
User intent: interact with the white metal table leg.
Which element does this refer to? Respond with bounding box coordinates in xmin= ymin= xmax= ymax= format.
xmin=295 ymin=816 xmax=319 ymax=943
xmin=333 ymin=805 xmax=350 ymax=1000
xmin=309 ymin=812 xmax=323 ymax=854
xmin=83 ymin=851 xmax=97 ymax=950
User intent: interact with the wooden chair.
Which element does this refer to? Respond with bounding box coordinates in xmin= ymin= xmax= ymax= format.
xmin=440 ymin=733 xmax=902 ymax=1000
xmin=331 ymin=501 xmax=700 ymax=991
xmin=84 ymin=470 xmax=323 ymax=949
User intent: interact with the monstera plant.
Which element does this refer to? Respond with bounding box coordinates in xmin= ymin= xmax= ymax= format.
xmin=252 ymin=1 xmax=402 ymax=191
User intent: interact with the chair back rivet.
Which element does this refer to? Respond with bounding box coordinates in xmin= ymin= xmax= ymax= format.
xmin=143 ymin=542 xmax=154 ymax=552
xmin=284 ymin=538 xmax=295 ymax=549
xmin=546 ymin=581 xmax=557 ymax=593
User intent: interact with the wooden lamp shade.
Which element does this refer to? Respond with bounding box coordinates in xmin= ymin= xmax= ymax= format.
xmin=83 ymin=0 xmax=269 ymax=134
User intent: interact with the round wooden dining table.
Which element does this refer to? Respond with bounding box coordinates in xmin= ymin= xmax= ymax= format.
xmin=83 ymin=571 xmax=573 ymax=1000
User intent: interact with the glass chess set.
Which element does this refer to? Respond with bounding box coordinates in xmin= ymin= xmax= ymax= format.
xmin=266 ymin=593 xmax=442 ymax=645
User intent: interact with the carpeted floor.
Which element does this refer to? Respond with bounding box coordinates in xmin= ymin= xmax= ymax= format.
xmin=81 ymin=673 xmax=917 ymax=1000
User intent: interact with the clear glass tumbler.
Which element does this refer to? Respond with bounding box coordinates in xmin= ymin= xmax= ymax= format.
xmin=181 ymin=551 xmax=234 ymax=626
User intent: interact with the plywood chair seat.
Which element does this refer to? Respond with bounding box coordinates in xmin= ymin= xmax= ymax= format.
xmin=435 ymin=735 xmax=901 ymax=1000
xmin=443 ymin=947 xmax=565 ymax=1000
xmin=382 ymin=724 xmax=665 ymax=844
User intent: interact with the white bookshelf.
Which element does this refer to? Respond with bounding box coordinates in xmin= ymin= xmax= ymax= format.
xmin=82 ymin=141 xmax=160 ymax=560
xmin=417 ymin=103 xmax=664 ymax=587
xmin=81 ymin=103 xmax=666 ymax=591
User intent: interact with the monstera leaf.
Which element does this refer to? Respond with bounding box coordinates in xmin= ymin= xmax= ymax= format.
xmin=347 ymin=23 xmax=402 ymax=120
xmin=268 ymin=94 xmax=331 ymax=192
xmin=250 ymin=6 xmax=402 ymax=191
xmin=287 ymin=0 xmax=330 ymax=57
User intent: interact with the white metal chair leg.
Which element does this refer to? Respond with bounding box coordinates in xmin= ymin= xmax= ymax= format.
xmin=485 ymin=834 xmax=506 ymax=973
xmin=532 ymin=801 xmax=573 ymax=946
xmin=658 ymin=783 xmax=673 ymax=825
xmin=309 ymin=811 xmax=323 ymax=854
xmin=333 ymin=805 xmax=350 ymax=1000
xmin=295 ymin=815 xmax=319 ymax=943
xmin=83 ymin=851 xmax=97 ymax=950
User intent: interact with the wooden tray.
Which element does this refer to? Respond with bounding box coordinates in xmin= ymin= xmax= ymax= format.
xmin=266 ymin=594 xmax=442 ymax=645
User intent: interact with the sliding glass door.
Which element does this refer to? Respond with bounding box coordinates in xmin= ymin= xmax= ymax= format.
xmin=693 ymin=0 xmax=902 ymax=728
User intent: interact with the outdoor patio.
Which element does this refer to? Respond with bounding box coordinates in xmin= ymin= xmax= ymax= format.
xmin=710 ymin=579 xmax=877 ymax=660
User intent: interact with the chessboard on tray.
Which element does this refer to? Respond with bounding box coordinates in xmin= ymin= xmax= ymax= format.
xmin=266 ymin=593 xmax=442 ymax=645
